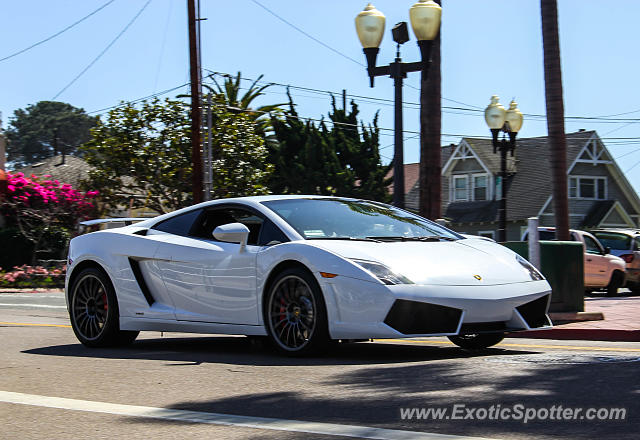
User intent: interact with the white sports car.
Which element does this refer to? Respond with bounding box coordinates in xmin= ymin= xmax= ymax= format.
xmin=66 ymin=196 xmax=552 ymax=355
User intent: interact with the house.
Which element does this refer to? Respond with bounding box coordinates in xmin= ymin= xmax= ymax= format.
xmin=401 ymin=130 xmax=640 ymax=240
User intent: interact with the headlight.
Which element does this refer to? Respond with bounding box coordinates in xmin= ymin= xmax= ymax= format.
xmin=350 ymin=259 xmax=413 ymax=285
xmin=516 ymin=254 xmax=544 ymax=281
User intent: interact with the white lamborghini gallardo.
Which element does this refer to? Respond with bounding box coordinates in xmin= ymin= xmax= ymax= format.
xmin=65 ymin=196 xmax=552 ymax=355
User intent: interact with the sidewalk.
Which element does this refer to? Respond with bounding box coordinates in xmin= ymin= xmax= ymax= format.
xmin=515 ymin=296 xmax=640 ymax=342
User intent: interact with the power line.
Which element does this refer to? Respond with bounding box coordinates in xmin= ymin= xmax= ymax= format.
xmin=52 ymin=0 xmax=152 ymax=100
xmin=248 ymin=0 xmax=364 ymax=67
xmin=0 ymin=0 xmax=117 ymax=63
xmin=88 ymin=83 xmax=189 ymax=115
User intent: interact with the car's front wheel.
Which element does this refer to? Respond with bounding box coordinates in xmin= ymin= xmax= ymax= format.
xmin=448 ymin=333 xmax=505 ymax=349
xmin=69 ymin=267 xmax=139 ymax=347
xmin=264 ymin=268 xmax=329 ymax=356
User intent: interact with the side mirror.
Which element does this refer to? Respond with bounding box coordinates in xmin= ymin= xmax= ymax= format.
xmin=604 ymin=246 xmax=611 ymax=255
xmin=212 ymin=223 xmax=250 ymax=249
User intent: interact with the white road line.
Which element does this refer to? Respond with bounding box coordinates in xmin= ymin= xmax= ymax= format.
xmin=0 ymin=303 xmax=66 ymax=309
xmin=0 ymin=391 xmax=496 ymax=440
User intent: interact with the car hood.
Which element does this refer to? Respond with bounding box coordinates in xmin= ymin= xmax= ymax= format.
xmin=306 ymin=238 xmax=538 ymax=286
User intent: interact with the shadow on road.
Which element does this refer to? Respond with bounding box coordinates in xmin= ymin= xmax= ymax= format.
xmin=127 ymin=358 xmax=639 ymax=440
xmin=22 ymin=336 xmax=537 ymax=367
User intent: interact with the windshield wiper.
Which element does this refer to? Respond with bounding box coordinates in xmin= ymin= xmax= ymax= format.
xmin=366 ymin=235 xmax=457 ymax=242
xmin=306 ymin=236 xmax=383 ymax=243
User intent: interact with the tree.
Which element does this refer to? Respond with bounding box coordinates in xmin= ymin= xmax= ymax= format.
xmin=207 ymin=94 xmax=273 ymax=199
xmin=541 ymin=0 xmax=570 ymax=240
xmin=269 ymin=93 xmax=390 ymax=201
xmin=6 ymin=101 xmax=98 ymax=167
xmin=82 ymin=98 xmax=272 ymax=214
xmin=1 ymin=172 xmax=97 ymax=264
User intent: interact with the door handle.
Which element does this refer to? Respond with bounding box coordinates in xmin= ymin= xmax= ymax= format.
xmin=586 ymin=258 xmax=592 ymax=262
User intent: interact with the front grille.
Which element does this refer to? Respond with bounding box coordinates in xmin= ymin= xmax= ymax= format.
xmin=516 ymin=295 xmax=551 ymax=328
xmin=459 ymin=321 xmax=507 ymax=334
xmin=384 ymin=300 xmax=462 ymax=335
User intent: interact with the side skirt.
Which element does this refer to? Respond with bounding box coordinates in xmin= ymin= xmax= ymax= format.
xmin=120 ymin=317 xmax=267 ymax=336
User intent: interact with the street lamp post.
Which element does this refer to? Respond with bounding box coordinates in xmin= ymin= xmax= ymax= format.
xmin=355 ymin=1 xmax=441 ymax=209
xmin=484 ymin=95 xmax=524 ymax=242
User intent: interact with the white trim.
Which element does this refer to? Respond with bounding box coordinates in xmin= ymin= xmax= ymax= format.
xmin=599 ymin=201 xmax=636 ymax=228
xmin=568 ymin=175 xmax=607 ymax=200
xmin=472 ymin=173 xmax=491 ymax=201
xmin=451 ymin=175 xmax=469 ymax=202
xmin=442 ymin=139 xmax=491 ymax=176
xmin=537 ymin=196 xmax=552 ymax=216
xmin=567 ymin=132 xmax=598 ymax=174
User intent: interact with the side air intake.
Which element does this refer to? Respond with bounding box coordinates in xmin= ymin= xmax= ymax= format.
xmin=128 ymin=258 xmax=155 ymax=306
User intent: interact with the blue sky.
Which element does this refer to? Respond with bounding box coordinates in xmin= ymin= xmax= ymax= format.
xmin=2 ymin=0 xmax=640 ymax=193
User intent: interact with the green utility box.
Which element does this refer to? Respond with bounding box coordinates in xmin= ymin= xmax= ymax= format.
xmin=502 ymin=241 xmax=584 ymax=313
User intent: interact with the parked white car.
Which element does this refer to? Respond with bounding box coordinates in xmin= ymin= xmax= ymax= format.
xmin=591 ymin=229 xmax=640 ymax=294
xmin=522 ymin=227 xmax=626 ymax=296
xmin=66 ymin=196 xmax=552 ymax=355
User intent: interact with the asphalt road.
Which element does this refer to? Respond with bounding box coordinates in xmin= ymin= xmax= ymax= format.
xmin=1 ymin=291 xmax=639 ymax=440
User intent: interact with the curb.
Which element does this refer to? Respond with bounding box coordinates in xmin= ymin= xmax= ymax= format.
xmin=549 ymin=312 xmax=605 ymax=322
xmin=511 ymin=328 xmax=640 ymax=342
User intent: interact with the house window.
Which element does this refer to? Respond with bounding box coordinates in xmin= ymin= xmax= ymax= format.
xmin=453 ymin=175 xmax=468 ymax=201
xmin=473 ymin=175 xmax=488 ymax=201
xmin=568 ymin=177 xmax=606 ymax=200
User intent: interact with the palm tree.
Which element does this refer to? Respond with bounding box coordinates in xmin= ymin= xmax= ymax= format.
xmin=541 ymin=0 xmax=570 ymax=240
xmin=419 ymin=0 xmax=442 ymax=220
xmin=207 ymin=72 xmax=285 ymax=141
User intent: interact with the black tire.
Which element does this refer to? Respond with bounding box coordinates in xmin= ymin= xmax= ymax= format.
xmin=448 ymin=333 xmax=505 ymax=350
xmin=606 ymin=271 xmax=624 ymax=297
xmin=263 ymin=268 xmax=329 ymax=356
xmin=69 ymin=267 xmax=139 ymax=347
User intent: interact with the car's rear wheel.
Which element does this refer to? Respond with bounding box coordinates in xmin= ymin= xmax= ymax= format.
xmin=448 ymin=333 xmax=505 ymax=350
xmin=606 ymin=271 xmax=624 ymax=297
xmin=264 ymin=268 xmax=329 ymax=356
xmin=70 ymin=267 xmax=139 ymax=347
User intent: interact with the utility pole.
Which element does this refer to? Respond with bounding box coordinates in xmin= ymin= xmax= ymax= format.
xmin=187 ymin=0 xmax=203 ymax=204
xmin=0 ymin=113 xmax=8 ymax=228
xmin=418 ymin=0 xmax=441 ymax=220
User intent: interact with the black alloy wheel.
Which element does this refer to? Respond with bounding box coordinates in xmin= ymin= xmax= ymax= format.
xmin=448 ymin=332 xmax=505 ymax=350
xmin=265 ymin=268 xmax=328 ymax=355
xmin=69 ymin=267 xmax=138 ymax=347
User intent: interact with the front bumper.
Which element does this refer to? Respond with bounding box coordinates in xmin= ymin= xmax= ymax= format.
xmin=323 ymin=276 xmax=552 ymax=339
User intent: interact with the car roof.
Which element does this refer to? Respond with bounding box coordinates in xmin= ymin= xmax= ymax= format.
xmin=591 ymin=229 xmax=640 ymax=236
xmin=129 ymin=195 xmax=366 ymax=229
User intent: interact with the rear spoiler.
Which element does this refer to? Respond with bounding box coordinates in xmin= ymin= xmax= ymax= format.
xmin=79 ymin=218 xmax=149 ymax=226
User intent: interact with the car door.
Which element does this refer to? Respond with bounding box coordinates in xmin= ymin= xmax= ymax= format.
xmin=583 ymin=234 xmax=609 ymax=287
xmin=151 ymin=205 xmax=265 ymax=325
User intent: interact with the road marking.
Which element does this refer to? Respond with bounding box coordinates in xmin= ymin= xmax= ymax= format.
xmin=0 ymin=322 xmax=71 ymax=328
xmin=0 ymin=391 xmax=496 ymax=440
xmin=380 ymin=339 xmax=640 ymax=353
xmin=0 ymin=303 xmax=66 ymax=309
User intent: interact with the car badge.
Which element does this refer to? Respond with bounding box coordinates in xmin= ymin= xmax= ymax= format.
xmin=473 ymin=275 xmax=482 ymax=281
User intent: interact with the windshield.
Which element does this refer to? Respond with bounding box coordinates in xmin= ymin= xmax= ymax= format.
xmin=261 ymin=198 xmax=461 ymax=240
xmin=592 ymin=232 xmax=631 ymax=250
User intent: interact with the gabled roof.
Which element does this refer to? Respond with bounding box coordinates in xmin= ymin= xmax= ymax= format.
xmin=445 ymin=130 xmax=601 ymax=222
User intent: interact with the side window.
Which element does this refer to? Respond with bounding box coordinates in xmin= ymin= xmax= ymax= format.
xmin=635 ymin=238 xmax=640 ymax=251
xmin=151 ymin=209 xmax=202 ymax=236
xmin=259 ymin=219 xmax=290 ymax=246
xmin=584 ymin=236 xmax=603 ymax=255
xmin=191 ymin=207 xmax=264 ymax=246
